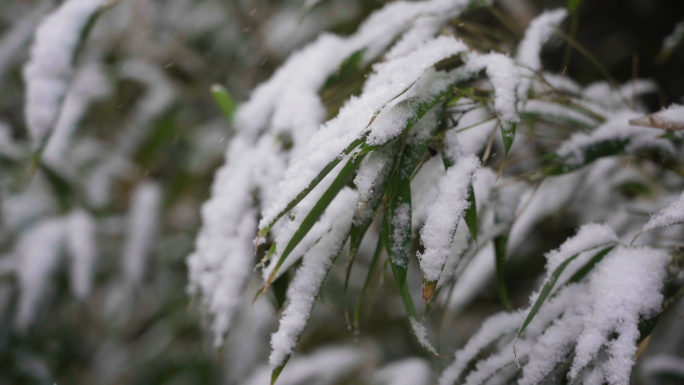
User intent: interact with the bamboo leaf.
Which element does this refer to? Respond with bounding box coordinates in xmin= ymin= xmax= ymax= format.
xmin=263 ymin=154 xmax=366 ymax=289
xmin=545 ymin=138 xmax=630 ymax=176
xmin=500 ymin=122 xmax=516 ymax=157
xmin=259 ymin=136 xmax=366 ymax=237
xmin=514 ymin=243 xmax=617 ymax=357
xmin=210 ymin=84 xmax=237 ymax=122
xmin=353 ymin=232 xmax=384 ymax=332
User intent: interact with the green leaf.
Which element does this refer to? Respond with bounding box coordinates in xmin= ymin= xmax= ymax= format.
xmin=259 ymin=136 xmax=366 ymax=237
xmin=353 ymin=233 xmax=384 ymax=332
xmin=263 ymin=153 xmax=366 ymax=288
xmin=210 ymin=84 xmax=237 ymax=122
xmin=344 ymin=145 xmax=398 ymax=327
xmin=545 ymin=138 xmax=631 ymax=176
xmin=515 ymin=244 xmax=616 ymax=344
xmin=564 ymin=245 xmax=615 ymax=285
xmin=567 ymin=0 xmax=583 ymax=13
xmin=500 ymin=122 xmax=516 ymax=157
xmin=323 ymin=48 xmax=366 ymax=89
xmin=464 ymin=184 xmax=478 ymax=242
xmin=493 ymin=235 xmax=511 ymax=310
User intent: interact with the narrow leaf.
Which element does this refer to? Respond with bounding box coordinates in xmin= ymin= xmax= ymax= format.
xmin=259 ymin=136 xmax=365 ymax=237
xmin=210 ymin=84 xmax=237 ymax=122
xmin=263 ymin=154 xmax=365 ymax=289
xmin=500 ymin=122 xmax=516 ymax=157
xmin=353 ymin=233 xmax=384 ymax=332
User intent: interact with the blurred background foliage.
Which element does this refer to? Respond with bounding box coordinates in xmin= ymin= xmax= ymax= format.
xmin=0 ymin=0 xmax=683 ymax=384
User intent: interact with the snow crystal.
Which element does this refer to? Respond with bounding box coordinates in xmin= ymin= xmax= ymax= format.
xmin=418 ymin=154 xmax=479 ymax=282
xmin=516 ymin=9 xmax=568 ymax=97
xmin=123 ymin=180 xmax=162 ymax=285
xmin=643 ymin=191 xmax=684 ymax=232
xmin=66 ymin=209 xmax=97 ymax=300
xmin=23 ymin=0 xmax=106 ymax=150
xmin=269 ymin=191 xmax=355 ymax=369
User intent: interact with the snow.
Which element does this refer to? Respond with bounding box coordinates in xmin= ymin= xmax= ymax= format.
xmin=262 ymin=186 xmax=358 ymax=281
xmin=519 ymin=99 xmax=598 ymax=127
xmin=391 ymin=203 xmax=412 ymax=269
xmin=187 ymin=135 xmax=283 ymax=345
xmin=543 ymin=223 xmax=617 ymax=274
xmin=23 ymin=0 xmax=106 ymax=150
xmin=418 ymin=154 xmax=479 ymax=282
xmin=123 ymin=180 xmax=162 ymax=285
xmin=466 ymin=53 xmax=520 ymax=129
xmin=354 ymin=145 xmax=394 ymax=207
xmin=643 ymin=191 xmax=684 ymax=232
xmin=631 ymin=103 xmax=684 ymax=130
xmin=375 ymin=358 xmax=433 ymax=385
xmin=568 ymin=246 xmax=670 ymax=383
xmin=15 ymin=219 xmax=66 ymax=329
xmin=259 ymin=36 xmax=468 ymax=231
xmin=66 ymin=209 xmax=97 ymax=300
xmin=451 ymin=106 xmax=498 ymax=156
xmin=268 ymin=191 xmax=355 ymax=369
xmin=43 ymin=63 xmax=112 ymax=164
xmin=409 ymin=317 xmax=439 ymax=355
xmin=516 ymin=9 xmax=568 ymax=97
xmin=556 ymin=111 xmax=674 ymax=168
xmin=439 ymin=312 xmax=523 ymax=385
xmin=247 ymin=346 xmax=365 ymax=385
xmin=661 ymin=20 xmax=684 ymax=54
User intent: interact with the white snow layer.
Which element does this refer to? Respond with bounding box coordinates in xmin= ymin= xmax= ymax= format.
xmin=419 ymin=154 xmax=479 ymax=282
xmin=516 ymin=9 xmax=568 ymax=97
xmin=15 ymin=219 xmax=66 ymax=329
xmin=375 ymin=357 xmax=433 ymax=385
xmin=67 ymin=208 xmax=97 ymax=300
xmin=643 ymin=191 xmax=684 ymax=231
xmin=269 ymin=188 xmax=356 ymax=369
xmin=632 ymin=103 xmax=684 ymax=130
xmin=23 ymin=0 xmax=106 ymax=150
xmin=123 ymin=180 xmax=162 ymax=285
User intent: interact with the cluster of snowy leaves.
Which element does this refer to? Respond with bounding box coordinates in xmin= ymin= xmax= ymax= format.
xmin=186 ymin=0 xmax=684 ymax=383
